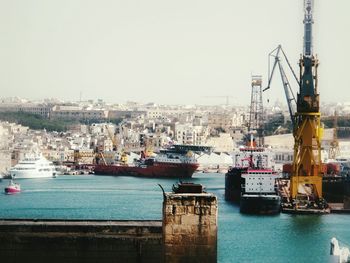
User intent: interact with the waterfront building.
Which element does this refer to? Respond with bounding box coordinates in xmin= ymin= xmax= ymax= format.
xmin=50 ymin=105 xmax=108 ymax=120
xmin=174 ymin=123 xmax=198 ymax=145
xmin=108 ymin=110 xmax=146 ymax=120
xmin=0 ymin=103 xmax=52 ymax=118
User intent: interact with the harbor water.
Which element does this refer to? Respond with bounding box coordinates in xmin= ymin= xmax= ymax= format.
xmin=1 ymin=173 xmax=350 ymax=262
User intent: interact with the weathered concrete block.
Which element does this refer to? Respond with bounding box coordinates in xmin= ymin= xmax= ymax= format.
xmin=163 ymin=193 xmax=217 ymax=263
xmin=181 ymin=214 xmax=198 ymax=226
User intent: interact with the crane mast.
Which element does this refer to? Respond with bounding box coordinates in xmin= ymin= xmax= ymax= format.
xmin=290 ymin=0 xmax=326 ymax=209
xmin=303 ymin=0 xmax=313 ymax=58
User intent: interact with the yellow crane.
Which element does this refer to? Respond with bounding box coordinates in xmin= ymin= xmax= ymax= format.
xmin=105 ymin=124 xmax=118 ymax=151
xmin=266 ymin=1 xmax=328 ymax=212
xmin=289 ymin=0 xmax=327 ymax=212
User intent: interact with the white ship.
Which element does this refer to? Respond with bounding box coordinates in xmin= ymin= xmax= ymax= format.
xmin=9 ymin=153 xmax=56 ymax=179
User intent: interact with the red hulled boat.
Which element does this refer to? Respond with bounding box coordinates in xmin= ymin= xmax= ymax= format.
xmin=4 ymin=180 xmax=21 ymax=194
xmin=93 ymin=145 xmax=206 ymax=178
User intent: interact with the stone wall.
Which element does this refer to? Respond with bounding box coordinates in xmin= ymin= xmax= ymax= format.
xmin=0 ymin=219 xmax=162 ymax=263
xmin=163 ymin=193 xmax=218 ymax=263
xmin=0 ymin=193 xmax=218 ymax=262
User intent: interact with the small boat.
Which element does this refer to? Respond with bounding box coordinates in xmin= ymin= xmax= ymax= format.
xmin=4 ymin=180 xmax=21 ymax=194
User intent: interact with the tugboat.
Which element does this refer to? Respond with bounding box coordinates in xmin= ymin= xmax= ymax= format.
xmin=4 ymin=180 xmax=21 ymax=194
xmin=225 ymin=139 xmax=281 ymax=214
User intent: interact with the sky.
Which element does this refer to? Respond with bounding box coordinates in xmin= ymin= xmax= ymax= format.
xmin=0 ymin=0 xmax=349 ymax=106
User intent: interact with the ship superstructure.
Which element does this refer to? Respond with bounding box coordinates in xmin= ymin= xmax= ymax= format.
xmin=9 ymin=153 xmax=56 ymax=179
xmin=225 ymin=142 xmax=281 ymax=214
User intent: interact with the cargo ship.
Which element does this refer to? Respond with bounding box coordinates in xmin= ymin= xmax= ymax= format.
xmin=240 ymin=166 xmax=281 ymax=214
xmin=93 ymin=145 xmax=211 ymax=178
xmin=225 ymin=141 xmax=281 ymax=214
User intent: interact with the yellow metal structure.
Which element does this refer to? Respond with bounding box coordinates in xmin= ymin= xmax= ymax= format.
xmin=291 ymin=112 xmax=323 ymax=199
xmin=287 ymin=0 xmax=329 ymax=209
xmin=105 ymin=124 xmax=118 ymax=151
xmin=120 ymin=152 xmax=128 ymax=164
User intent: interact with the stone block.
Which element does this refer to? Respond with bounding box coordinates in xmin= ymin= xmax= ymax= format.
xmin=164 ymin=204 xmax=174 ymax=215
xmin=164 ymin=225 xmax=173 ymax=237
xmin=174 ymin=205 xmax=186 ymax=215
xmin=182 ymin=197 xmax=196 ymax=206
xmin=186 ymin=205 xmax=195 ymax=214
xmin=210 ymin=205 xmax=217 ymax=215
xmin=209 ymin=215 xmax=217 ymax=226
xmin=181 ymin=214 xmax=199 ymax=226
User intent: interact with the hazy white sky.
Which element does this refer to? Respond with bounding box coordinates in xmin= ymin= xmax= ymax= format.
xmin=0 ymin=0 xmax=349 ymax=106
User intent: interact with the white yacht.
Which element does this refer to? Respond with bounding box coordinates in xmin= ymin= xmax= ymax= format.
xmin=9 ymin=153 xmax=56 ymax=179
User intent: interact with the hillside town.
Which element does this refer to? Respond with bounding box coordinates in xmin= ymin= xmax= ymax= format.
xmin=0 ymin=97 xmax=348 ymax=175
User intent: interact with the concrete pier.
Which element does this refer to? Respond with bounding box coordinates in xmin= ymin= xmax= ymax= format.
xmin=0 ymin=219 xmax=163 ymax=263
xmin=163 ymin=192 xmax=218 ymax=263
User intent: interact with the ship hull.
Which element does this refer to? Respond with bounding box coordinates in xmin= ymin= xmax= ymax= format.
xmin=4 ymin=186 xmax=21 ymax=194
xmin=10 ymin=170 xmax=55 ymax=179
xmin=323 ymin=176 xmax=350 ymax=203
xmin=240 ymin=195 xmax=281 ymax=215
xmin=94 ymin=162 xmax=199 ymax=178
xmin=225 ymin=168 xmax=246 ymax=202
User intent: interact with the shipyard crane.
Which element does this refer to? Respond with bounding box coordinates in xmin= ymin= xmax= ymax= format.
xmin=289 ymin=0 xmax=327 ymax=211
xmin=105 ymin=124 xmax=118 ymax=151
xmin=264 ymin=45 xmax=299 ymax=128
xmin=248 ymin=75 xmax=264 ymax=146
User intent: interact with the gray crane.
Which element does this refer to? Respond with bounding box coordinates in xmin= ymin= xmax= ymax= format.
xmin=263 ymin=45 xmax=299 ymax=128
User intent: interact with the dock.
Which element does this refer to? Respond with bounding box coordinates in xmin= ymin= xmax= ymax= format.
xmin=0 ymin=184 xmax=218 ymax=263
xmin=329 ymin=203 xmax=350 ymax=214
xmin=277 ymin=179 xmax=331 ymax=214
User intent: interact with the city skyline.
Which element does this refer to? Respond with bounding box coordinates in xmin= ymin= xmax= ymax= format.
xmin=1 ymin=0 xmax=349 ymax=106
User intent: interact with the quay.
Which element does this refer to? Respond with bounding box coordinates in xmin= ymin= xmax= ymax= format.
xmin=277 ymin=179 xmax=350 ymax=214
xmin=0 ymin=219 xmax=163 ymax=263
xmin=0 ymin=184 xmax=217 ymax=263
xmin=329 ymin=203 xmax=350 ymax=214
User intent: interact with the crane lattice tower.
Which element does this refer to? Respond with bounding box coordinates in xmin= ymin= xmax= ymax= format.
xmin=248 ymin=75 xmax=264 ymax=146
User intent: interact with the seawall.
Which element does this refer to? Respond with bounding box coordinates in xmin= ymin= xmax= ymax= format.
xmin=0 ymin=189 xmax=217 ymax=262
xmin=0 ymin=219 xmax=162 ymax=263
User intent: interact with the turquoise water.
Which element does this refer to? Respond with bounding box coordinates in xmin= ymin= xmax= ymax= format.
xmin=1 ymin=173 xmax=350 ymax=262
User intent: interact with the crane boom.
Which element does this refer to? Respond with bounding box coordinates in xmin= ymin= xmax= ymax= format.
xmin=264 ymin=45 xmax=298 ymax=128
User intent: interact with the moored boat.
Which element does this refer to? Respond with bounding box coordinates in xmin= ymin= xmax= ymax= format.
xmin=94 ymin=145 xmax=210 ymax=178
xmin=225 ymin=144 xmax=275 ymax=201
xmin=225 ymin=140 xmax=281 ymax=214
xmin=240 ymin=168 xmax=281 ymax=214
xmin=9 ymin=152 xmax=56 ymax=179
